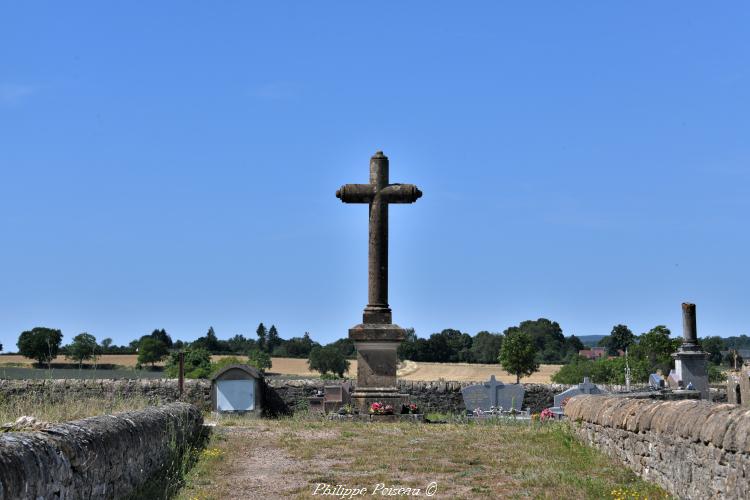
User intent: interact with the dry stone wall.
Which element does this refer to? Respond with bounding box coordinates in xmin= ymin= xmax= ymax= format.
xmin=0 ymin=378 xmax=211 ymax=411
xmin=0 ymin=402 xmax=204 ymax=499
xmin=565 ymin=395 xmax=750 ymax=499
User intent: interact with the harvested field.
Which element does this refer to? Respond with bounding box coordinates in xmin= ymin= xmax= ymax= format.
xmin=0 ymin=355 xmax=560 ymax=383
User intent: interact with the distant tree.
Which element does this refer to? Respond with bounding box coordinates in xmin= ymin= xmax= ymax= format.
xmin=630 ymin=326 xmax=680 ymax=374
xmin=308 ymin=345 xmax=350 ymax=378
xmin=100 ymin=337 xmax=113 ymax=352
xmin=226 ymin=334 xmax=256 ymax=354
xmin=67 ymin=333 xmax=99 ymax=368
xmin=325 ymin=336 xmax=353 ymax=359
xmin=599 ymin=325 xmax=635 ymax=355
xmin=248 ymin=349 xmax=272 ymax=373
xmin=723 ymin=349 xmax=743 ymax=369
xmin=165 ymin=348 xmax=212 ymax=378
xmin=470 ymin=331 xmax=503 ymax=364
xmin=498 ymin=330 xmax=539 ymax=383
xmin=0 ymin=342 xmax=3 ymax=352
xmin=267 ymin=325 xmax=281 ymax=353
xmin=137 ymin=337 xmax=168 ymax=367
xmin=397 ymin=328 xmax=419 ymax=360
xmin=192 ymin=327 xmax=221 ymax=352
xmin=699 ymin=336 xmax=725 ymax=365
xmin=149 ymin=329 xmax=173 ymax=348
xmin=17 ymin=327 xmax=63 ymax=367
xmin=284 ymin=332 xmax=320 ymax=358
xmin=256 ymin=323 xmax=267 ymax=352
xmin=503 ymin=318 xmax=565 ymax=363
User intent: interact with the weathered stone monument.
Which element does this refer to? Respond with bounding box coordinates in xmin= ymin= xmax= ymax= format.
xmin=336 ymin=151 xmax=422 ymax=412
xmin=671 ymin=302 xmax=709 ymax=399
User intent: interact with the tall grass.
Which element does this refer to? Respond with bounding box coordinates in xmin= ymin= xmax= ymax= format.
xmin=0 ymin=390 xmax=155 ymax=424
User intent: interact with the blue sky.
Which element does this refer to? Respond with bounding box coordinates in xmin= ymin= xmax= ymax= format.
xmin=1 ymin=3 xmax=749 ymax=351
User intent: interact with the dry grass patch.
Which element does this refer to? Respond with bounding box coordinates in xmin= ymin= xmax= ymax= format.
xmin=179 ymin=418 xmax=667 ymax=500
xmin=0 ymin=391 xmax=156 ymax=424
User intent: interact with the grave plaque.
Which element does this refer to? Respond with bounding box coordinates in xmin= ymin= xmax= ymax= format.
xmin=461 ymin=375 xmax=525 ymax=411
xmin=553 ymin=377 xmax=607 ymax=408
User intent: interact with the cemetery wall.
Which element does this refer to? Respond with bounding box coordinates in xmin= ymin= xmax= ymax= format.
xmin=0 ymin=402 xmax=204 ymax=499
xmin=565 ymin=395 xmax=750 ymax=499
xmin=0 ymin=378 xmax=212 ymax=410
xmin=265 ymin=379 xmax=562 ymax=414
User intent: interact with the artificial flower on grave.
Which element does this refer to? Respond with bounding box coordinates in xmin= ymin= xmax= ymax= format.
xmin=369 ymin=402 xmax=383 ymax=414
xmin=408 ymin=403 xmax=419 ymax=414
xmin=540 ymin=408 xmax=555 ymax=421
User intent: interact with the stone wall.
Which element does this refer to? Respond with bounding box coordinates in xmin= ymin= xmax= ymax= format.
xmin=265 ymin=378 xmax=564 ymax=414
xmin=0 ymin=378 xmax=212 ymax=411
xmin=565 ymin=395 xmax=750 ymax=499
xmin=0 ymin=402 xmax=204 ymax=499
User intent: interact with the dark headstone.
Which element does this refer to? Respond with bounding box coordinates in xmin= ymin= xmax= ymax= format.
xmin=461 ymin=375 xmax=525 ymax=411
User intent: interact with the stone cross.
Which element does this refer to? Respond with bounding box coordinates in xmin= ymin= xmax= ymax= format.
xmin=336 ymin=151 xmax=422 ymax=324
xmin=483 ymin=375 xmax=502 ymax=407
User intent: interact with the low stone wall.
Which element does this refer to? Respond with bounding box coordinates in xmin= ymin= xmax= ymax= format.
xmin=266 ymin=378 xmax=563 ymax=414
xmin=0 ymin=378 xmax=212 ymax=411
xmin=0 ymin=402 xmax=204 ymax=499
xmin=565 ymin=395 xmax=750 ymax=499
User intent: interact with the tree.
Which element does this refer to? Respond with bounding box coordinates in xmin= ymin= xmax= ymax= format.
xmin=699 ymin=336 xmax=725 ymax=365
xmin=165 ymin=348 xmax=212 ymax=378
xmin=267 ymin=325 xmax=281 ymax=353
xmin=191 ymin=327 xmax=221 ymax=352
xmin=308 ymin=345 xmax=350 ymax=378
xmin=248 ymin=349 xmax=272 ymax=372
xmin=256 ymin=323 xmax=267 ymax=352
xmin=18 ymin=327 xmax=63 ymax=367
xmin=100 ymin=338 xmax=113 ymax=352
xmin=599 ymin=325 xmax=635 ymax=355
xmin=149 ymin=328 xmax=173 ymax=348
xmin=498 ymin=330 xmax=539 ymax=383
xmin=503 ymin=318 xmax=565 ymax=363
xmin=630 ymin=325 xmax=680 ymax=374
xmin=470 ymin=331 xmax=503 ymax=364
xmin=137 ymin=337 xmax=168 ymax=367
xmin=67 ymin=333 xmax=99 ymax=368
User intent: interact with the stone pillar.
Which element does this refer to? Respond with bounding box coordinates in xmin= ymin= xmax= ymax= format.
xmin=672 ymin=302 xmax=709 ymax=399
xmin=364 ymin=152 xmax=392 ymax=325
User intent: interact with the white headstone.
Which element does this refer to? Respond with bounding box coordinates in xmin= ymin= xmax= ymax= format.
xmin=216 ymin=379 xmax=255 ymax=412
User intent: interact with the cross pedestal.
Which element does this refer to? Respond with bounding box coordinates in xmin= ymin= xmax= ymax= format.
xmin=336 ymin=151 xmax=422 ymax=413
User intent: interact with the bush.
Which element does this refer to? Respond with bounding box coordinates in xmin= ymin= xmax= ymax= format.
xmin=165 ymin=349 xmax=212 ymax=379
xmin=247 ymin=349 xmax=272 ymax=373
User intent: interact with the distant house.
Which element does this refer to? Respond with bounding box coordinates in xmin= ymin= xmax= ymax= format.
xmin=578 ymin=347 xmax=607 ymax=360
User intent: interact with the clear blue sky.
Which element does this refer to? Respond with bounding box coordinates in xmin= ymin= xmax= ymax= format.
xmin=1 ymin=2 xmax=748 ymax=351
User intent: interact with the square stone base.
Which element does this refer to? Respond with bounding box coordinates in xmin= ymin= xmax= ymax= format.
xmin=672 ymin=350 xmax=709 ymax=399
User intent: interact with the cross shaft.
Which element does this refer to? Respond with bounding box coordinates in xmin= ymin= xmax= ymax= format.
xmin=336 ymin=151 xmax=422 ymax=324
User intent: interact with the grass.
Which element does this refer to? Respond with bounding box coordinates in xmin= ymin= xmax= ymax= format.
xmin=0 ymin=390 xmax=157 ymax=424
xmin=177 ymin=417 xmax=669 ymax=500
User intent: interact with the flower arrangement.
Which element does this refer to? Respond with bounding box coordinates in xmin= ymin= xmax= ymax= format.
xmin=540 ymin=408 xmax=555 ymax=421
xmin=401 ymin=402 xmax=420 ymax=414
xmin=369 ymin=402 xmax=394 ymax=415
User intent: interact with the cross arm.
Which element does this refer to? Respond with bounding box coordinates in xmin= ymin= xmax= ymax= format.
xmin=336 ymin=184 xmax=375 ymax=203
xmin=379 ymin=184 xmax=423 ymax=203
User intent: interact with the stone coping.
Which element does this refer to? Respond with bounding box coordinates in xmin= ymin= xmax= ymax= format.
xmin=565 ymin=395 xmax=750 ymax=452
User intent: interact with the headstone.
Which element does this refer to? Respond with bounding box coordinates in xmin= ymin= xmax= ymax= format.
xmin=667 ymin=369 xmax=682 ymax=389
xmin=553 ymin=377 xmax=607 ymax=408
xmin=461 ymin=375 xmax=525 ymax=412
xmin=324 ymin=382 xmax=352 ymax=413
xmin=337 ymin=151 xmax=422 ymax=413
xmin=649 ymin=373 xmax=665 ymax=390
xmin=211 ymin=364 xmax=263 ymax=414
